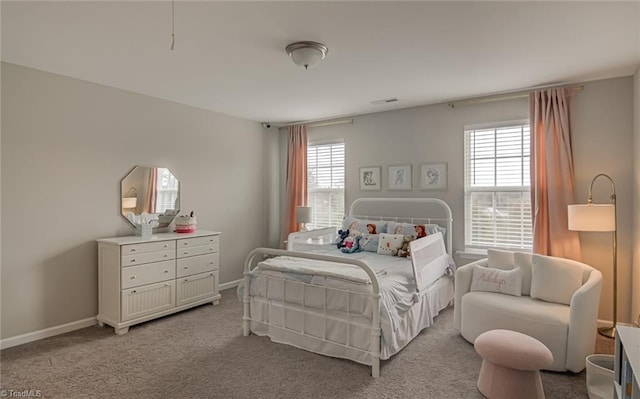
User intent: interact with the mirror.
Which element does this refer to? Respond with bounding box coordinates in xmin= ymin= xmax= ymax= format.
xmin=120 ymin=166 xmax=180 ymax=228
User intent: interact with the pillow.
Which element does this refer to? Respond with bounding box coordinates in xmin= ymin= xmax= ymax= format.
xmin=487 ymin=248 xmax=515 ymax=270
xmin=514 ymin=252 xmax=533 ymax=296
xmin=387 ymin=221 xmax=443 ymax=238
xmin=470 ymin=265 xmax=522 ymax=297
xmin=342 ymin=216 xmax=387 ymax=235
xmin=358 ymin=233 xmax=380 ymax=252
xmin=377 ymin=233 xmax=404 ymax=256
xmin=530 ymin=254 xmax=583 ymax=305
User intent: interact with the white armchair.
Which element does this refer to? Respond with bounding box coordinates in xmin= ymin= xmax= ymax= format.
xmin=454 ymin=250 xmax=603 ymax=372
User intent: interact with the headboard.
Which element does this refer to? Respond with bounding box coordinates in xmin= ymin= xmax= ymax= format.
xmin=348 ymin=197 xmax=453 ymax=255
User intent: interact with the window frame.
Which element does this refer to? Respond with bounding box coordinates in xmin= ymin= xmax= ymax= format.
xmin=306 ymin=140 xmax=345 ymax=230
xmin=463 ymin=120 xmax=532 ymax=252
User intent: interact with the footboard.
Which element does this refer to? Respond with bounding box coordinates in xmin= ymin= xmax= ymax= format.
xmin=243 ymin=248 xmax=382 ymax=378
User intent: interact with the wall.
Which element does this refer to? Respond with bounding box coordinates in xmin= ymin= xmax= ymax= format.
xmin=572 ymin=77 xmax=634 ymax=323
xmin=1 ymin=63 xmax=275 ymax=340
xmin=633 ymin=66 xmax=640 ymax=325
xmin=300 ymin=76 xmax=634 ymax=323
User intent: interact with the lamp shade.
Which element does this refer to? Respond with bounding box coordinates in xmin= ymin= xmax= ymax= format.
xmin=567 ymin=204 xmax=615 ymax=232
xmin=122 ymin=197 xmax=137 ymax=209
xmin=296 ymin=206 xmax=312 ymax=224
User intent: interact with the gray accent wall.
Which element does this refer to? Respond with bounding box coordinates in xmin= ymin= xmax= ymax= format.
xmin=304 ymin=76 xmax=635 ymax=324
xmin=0 ymin=63 xmax=278 ymax=339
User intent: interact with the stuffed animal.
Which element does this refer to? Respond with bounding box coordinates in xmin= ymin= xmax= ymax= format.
xmin=335 ymin=229 xmax=350 ymax=249
xmin=397 ymin=235 xmax=416 ymax=258
xmin=340 ymin=235 xmax=361 ymax=253
xmin=341 ymin=227 xmax=363 ymax=253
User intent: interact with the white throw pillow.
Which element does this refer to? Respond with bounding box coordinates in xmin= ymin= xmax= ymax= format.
xmin=470 ymin=265 xmax=522 ymax=297
xmin=530 ymin=254 xmax=583 ymax=305
xmin=514 ymin=252 xmax=533 ymax=296
xmin=377 ymin=233 xmax=404 ymax=256
xmin=487 ymin=248 xmax=515 ymax=270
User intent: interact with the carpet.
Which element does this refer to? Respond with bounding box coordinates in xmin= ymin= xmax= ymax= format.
xmin=1 ymin=289 xmax=601 ymax=398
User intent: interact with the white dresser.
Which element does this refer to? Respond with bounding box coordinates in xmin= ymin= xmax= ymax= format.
xmin=97 ymin=230 xmax=222 ymax=334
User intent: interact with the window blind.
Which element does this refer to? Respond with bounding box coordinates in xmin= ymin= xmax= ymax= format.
xmin=307 ymin=142 xmax=345 ymax=229
xmin=464 ymin=124 xmax=532 ymax=250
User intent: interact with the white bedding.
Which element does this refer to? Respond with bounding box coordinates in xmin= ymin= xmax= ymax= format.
xmin=247 ymin=248 xmax=454 ymax=362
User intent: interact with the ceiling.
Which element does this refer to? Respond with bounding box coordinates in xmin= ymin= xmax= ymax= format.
xmin=2 ymin=1 xmax=640 ymax=125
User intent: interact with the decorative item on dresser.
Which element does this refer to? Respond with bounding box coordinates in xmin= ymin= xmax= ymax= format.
xmin=96 ymin=230 xmax=221 ymax=335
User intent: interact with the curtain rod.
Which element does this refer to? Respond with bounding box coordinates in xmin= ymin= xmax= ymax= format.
xmin=447 ymin=84 xmax=584 ymax=109
xmin=277 ymin=118 xmax=354 ymax=129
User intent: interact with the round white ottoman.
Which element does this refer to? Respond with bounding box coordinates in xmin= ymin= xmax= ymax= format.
xmin=474 ymin=329 xmax=554 ymax=399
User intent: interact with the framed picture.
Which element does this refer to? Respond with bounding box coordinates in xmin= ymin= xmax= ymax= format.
xmin=360 ymin=166 xmax=381 ymax=191
xmin=420 ymin=162 xmax=448 ymax=190
xmin=388 ymin=164 xmax=412 ymax=190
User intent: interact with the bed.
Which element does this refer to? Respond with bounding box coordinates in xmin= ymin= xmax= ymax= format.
xmin=241 ymin=197 xmax=455 ymax=377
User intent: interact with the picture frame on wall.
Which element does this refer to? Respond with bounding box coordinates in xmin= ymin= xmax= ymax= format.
xmin=388 ymin=164 xmax=412 ymax=190
xmin=420 ymin=162 xmax=447 ymax=190
xmin=360 ymin=166 xmax=381 ymax=191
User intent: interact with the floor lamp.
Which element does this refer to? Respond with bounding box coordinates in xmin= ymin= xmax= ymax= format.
xmin=567 ymin=173 xmax=617 ymax=338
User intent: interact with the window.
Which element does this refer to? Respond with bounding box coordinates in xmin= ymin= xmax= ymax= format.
xmin=155 ymin=167 xmax=179 ymax=213
xmin=307 ymin=142 xmax=345 ymax=229
xmin=464 ymin=122 xmax=532 ymax=250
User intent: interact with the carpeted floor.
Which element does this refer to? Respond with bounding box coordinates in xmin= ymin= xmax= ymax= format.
xmin=1 ymin=289 xmax=612 ymax=399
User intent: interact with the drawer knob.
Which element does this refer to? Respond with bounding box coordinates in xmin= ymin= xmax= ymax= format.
xmin=209 ymin=262 xmax=214 ymax=265
xmin=164 ymin=255 xmax=168 ymax=258
xmin=184 ymin=279 xmax=189 ymax=282
xmin=164 ymin=270 xmax=169 ymax=274
xmin=184 ymin=266 xmax=188 ymax=269
xmin=130 ymin=248 xmax=136 ymax=252
xmin=183 ymin=252 xmax=189 ymax=255
xmin=164 ymin=244 xmax=169 ymax=248
xmin=130 ymin=259 xmax=136 ymax=263
xmin=132 ymin=290 xmax=137 ymax=294
xmin=183 ymin=243 xmax=188 ymax=246
xmin=130 ymin=276 xmax=136 ymax=279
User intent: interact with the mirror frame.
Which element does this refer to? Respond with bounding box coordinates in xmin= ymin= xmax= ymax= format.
xmin=120 ymin=165 xmax=181 ymax=229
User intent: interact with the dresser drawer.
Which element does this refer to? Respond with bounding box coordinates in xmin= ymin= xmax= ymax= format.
xmin=122 ymin=240 xmax=176 ymax=256
xmin=177 ymin=253 xmax=219 ymax=278
xmin=177 ymin=244 xmax=217 ymax=259
xmin=121 ymin=281 xmax=175 ymax=322
xmin=176 ymin=271 xmax=217 ymax=307
xmin=177 ymin=235 xmax=219 ymax=250
xmin=122 ymin=249 xmax=175 ymax=267
xmin=121 ymin=259 xmax=176 ymax=289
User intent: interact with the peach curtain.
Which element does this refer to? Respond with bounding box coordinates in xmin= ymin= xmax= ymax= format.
xmin=530 ymin=88 xmax=581 ymax=260
xmin=143 ymin=167 xmax=158 ymax=214
xmin=280 ymin=124 xmax=308 ymax=247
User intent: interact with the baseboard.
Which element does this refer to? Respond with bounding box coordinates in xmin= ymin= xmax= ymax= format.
xmin=0 ymin=317 xmax=97 ymax=350
xmin=597 ymin=318 xmax=631 ymax=329
xmin=219 ymin=278 xmax=242 ymax=291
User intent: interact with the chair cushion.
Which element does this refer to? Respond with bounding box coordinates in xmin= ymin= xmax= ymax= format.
xmin=514 ymin=252 xmax=533 ymax=296
xmin=487 ymin=248 xmax=515 ymax=270
xmin=530 ymin=254 xmax=583 ymax=305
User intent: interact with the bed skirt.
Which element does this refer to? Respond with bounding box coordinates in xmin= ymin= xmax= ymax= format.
xmin=248 ymin=276 xmax=453 ymax=366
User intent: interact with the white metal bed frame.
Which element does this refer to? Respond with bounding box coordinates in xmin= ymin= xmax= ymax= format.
xmin=242 ymin=197 xmax=453 ymax=378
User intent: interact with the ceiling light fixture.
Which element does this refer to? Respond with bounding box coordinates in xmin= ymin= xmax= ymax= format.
xmin=285 ymin=41 xmax=328 ymax=70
